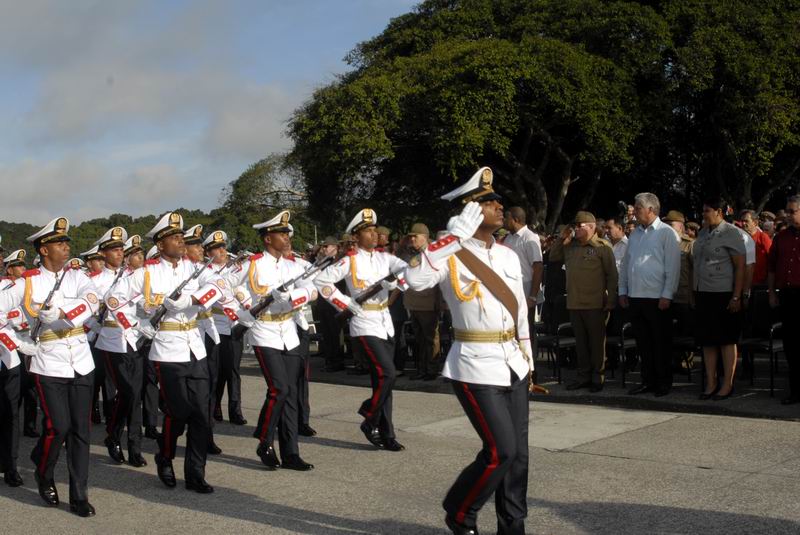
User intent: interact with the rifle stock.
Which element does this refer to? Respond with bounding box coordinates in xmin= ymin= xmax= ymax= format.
xmin=335 ymin=272 xmax=399 ymax=323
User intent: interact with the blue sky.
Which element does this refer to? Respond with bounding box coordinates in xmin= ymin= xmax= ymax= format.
xmin=0 ymin=0 xmax=418 ymax=224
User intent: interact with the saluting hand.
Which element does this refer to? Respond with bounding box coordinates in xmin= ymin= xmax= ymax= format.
xmin=447 ymin=201 xmax=484 ymax=241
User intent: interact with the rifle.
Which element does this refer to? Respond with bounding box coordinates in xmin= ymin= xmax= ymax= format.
xmin=97 ymin=267 xmax=128 ymax=325
xmin=214 ymin=250 xmax=250 ymax=274
xmin=230 ymin=254 xmax=335 ymax=340
xmin=30 ymin=268 xmax=69 ymax=342
xmin=335 ymin=271 xmax=402 ymax=323
xmin=148 ymin=258 xmax=215 ymax=329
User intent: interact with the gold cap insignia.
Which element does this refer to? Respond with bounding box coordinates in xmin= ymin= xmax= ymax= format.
xmin=481 ymin=168 xmax=493 ymax=186
xmin=363 ymin=209 xmax=374 ymax=224
xmin=214 ymin=231 xmax=224 ymax=242
xmin=169 ymin=212 xmax=181 ymax=228
xmin=55 ymin=218 xmax=68 ymax=232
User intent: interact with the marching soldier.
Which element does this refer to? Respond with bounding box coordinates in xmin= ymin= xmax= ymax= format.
xmin=81 ymin=246 xmax=105 ymax=274
xmin=225 ymin=210 xmax=317 ymax=471
xmin=0 ymin=293 xmax=23 ymax=487
xmin=92 ymin=227 xmax=148 ymax=468
xmin=203 ymin=230 xmax=248 ymax=426
xmin=184 ymin=224 xmax=223 ymax=455
xmin=314 ymin=208 xmax=408 ymax=451
xmin=404 ymin=168 xmax=532 ymax=535
xmin=0 ymin=217 xmax=101 ymax=516
xmin=106 ymin=212 xmax=224 ymax=493
xmin=4 ymin=249 xmax=39 ymax=438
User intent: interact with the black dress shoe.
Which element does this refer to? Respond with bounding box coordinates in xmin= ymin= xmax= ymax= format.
xmin=589 ymin=383 xmax=604 ymax=393
xmin=360 ymin=421 xmax=384 ymax=448
xmin=3 ymin=470 xmax=23 ymax=487
xmin=128 ymin=452 xmax=148 ymax=467
xmin=298 ymin=424 xmax=317 ymax=437
xmin=566 ymin=380 xmax=592 ymax=391
xmin=24 ymin=427 xmax=39 ymax=438
xmin=144 ymin=426 xmax=161 ymax=440
xmin=185 ymin=478 xmax=214 ymax=493
xmin=91 ymin=404 xmax=102 ymax=424
xmin=70 ymin=500 xmax=96 ymax=517
xmin=213 ymin=405 xmax=223 ymax=422
xmin=229 ymin=414 xmax=248 ymax=425
xmin=445 ymin=515 xmax=478 ymax=535
xmin=781 ymin=396 xmax=800 ymax=406
xmin=699 ymin=387 xmax=719 ymax=400
xmin=256 ymin=442 xmax=281 ymax=469
xmin=104 ymin=437 xmax=126 ymax=464
xmin=382 ymin=438 xmax=405 ymax=452
xmin=281 ymin=454 xmax=314 ymax=471
xmin=35 ymin=471 xmax=59 ymax=506
xmin=155 ymin=454 xmax=176 ymax=488
xmin=654 ymin=388 xmax=670 ymax=397
xmin=713 ymin=388 xmax=734 ymax=401
xmin=207 ymin=441 xmax=222 ymax=455
xmin=628 ymin=384 xmax=652 ymax=395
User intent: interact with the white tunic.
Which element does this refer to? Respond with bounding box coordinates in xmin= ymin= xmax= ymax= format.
xmin=225 ymin=251 xmax=316 ymax=351
xmin=0 ymin=267 xmax=99 ymax=378
xmin=404 ymin=235 xmax=532 ymax=387
xmin=106 ymin=258 xmax=223 ymax=363
xmin=313 ymin=248 xmax=407 ymax=340
xmin=94 ymin=267 xmax=141 ymax=354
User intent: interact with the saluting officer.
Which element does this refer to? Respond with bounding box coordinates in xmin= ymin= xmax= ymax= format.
xmin=92 ymin=227 xmax=148 ymax=468
xmin=225 ymin=210 xmax=317 ymax=471
xmin=106 ymin=212 xmax=224 ymax=493
xmin=404 ymin=168 xmax=533 ymax=535
xmin=0 ymin=217 xmax=101 ymax=517
xmin=314 ymin=208 xmax=408 ymax=452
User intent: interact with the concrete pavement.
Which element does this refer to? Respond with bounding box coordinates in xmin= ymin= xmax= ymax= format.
xmin=1 ymin=360 xmax=799 ymax=534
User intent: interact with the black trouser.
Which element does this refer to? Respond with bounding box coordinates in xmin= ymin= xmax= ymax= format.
xmin=444 ymin=375 xmax=529 ymax=535
xmin=355 ymin=336 xmax=396 ymax=439
xmin=779 ymin=289 xmax=800 ymax=397
xmin=215 ymin=334 xmax=244 ymax=419
xmin=629 ymin=298 xmax=673 ymax=390
xmin=0 ymin=364 xmax=21 ymax=473
xmin=203 ymin=334 xmax=220 ymax=442
xmin=91 ymin=343 xmax=116 ymax=418
xmin=18 ymin=357 xmax=38 ymax=434
xmin=153 ymin=354 xmax=210 ymax=481
xmin=103 ymin=345 xmax=143 ymax=455
xmin=140 ymin=340 xmax=160 ymax=428
xmin=410 ymin=310 xmax=439 ymax=376
xmin=253 ymin=346 xmax=303 ymax=458
xmin=296 ymin=326 xmax=311 ymax=427
xmin=31 ymin=371 xmax=94 ymax=502
xmin=316 ymin=301 xmax=344 ymax=368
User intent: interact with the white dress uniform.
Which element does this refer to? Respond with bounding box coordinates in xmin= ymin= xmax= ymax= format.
xmin=0 ymin=315 xmax=22 ymax=485
xmin=313 ymin=208 xmax=408 ymax=449
xmin=0 ymin=217 xmax=100 ymax=512
xmin=105 ymin=212 xmax=223 ymax=490
xmin=224 ymin=210 xmax=316 ymax=470
xmin=202 ymin=230 xmax=247 ymax=425
xmin=403 ymin=167 xmax=531 ymax=535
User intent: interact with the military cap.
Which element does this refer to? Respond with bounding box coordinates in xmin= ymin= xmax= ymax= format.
xmin=27 ymin=217 xmax=71 ymax=248
xmin=346 ymin=209 xmax=377 ymax=234
xmin=94 ymin=226 xmax=128 ymax=250
xmin=574 ymin=211 xmax=596 ymax=224
xmin=441 ymin=167 xmax=501 ymax=205
xmin=663 ymin=210 xmax=686 ymax=224
xmin=146 ymin=212 xmax=184 ymax=242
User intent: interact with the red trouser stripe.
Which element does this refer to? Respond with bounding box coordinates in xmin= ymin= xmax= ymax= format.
xmin=455 ymin=383 xmax=500 ymax=525
xmin=359 ymin=337 xmax=384 ymax=419
xmin=33 ymin=375 xmax=55 ymax=477
xmin=104 ymin=352 xmax=121 ymax=435
xmin=254 ymin=347 xmax=277 ymax=442
xmin=154 ymin=362 xmax=173 ymax=458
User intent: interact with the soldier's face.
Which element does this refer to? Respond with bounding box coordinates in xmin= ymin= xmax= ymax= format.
xmin=87 ymin=258 xmax=105 ymax=272
xmin=264 ymin=231 xmax=290 ymax=253
xmin=409 ymin=234 xmax=428 ymax=251
xmin=377 ymin=233 xmax=389 ymax=247
xmin=207 ymin=246 xmax=227 ymax=264
xmin=158 ymin=233 xmax=185 ymax=259
xmin=101 ymin=245 xmax=124 ymax=268
xmin=321 ymin=244 xmax=337 ymax=257
xmin=185 ymin=243 xmax=204 ymax=263
xmin=7 ymin=265 xmax=25 ymax=278
xmin=480 ymin=200 xmax=504 ymax=230
xmin=127 ymin=251 xmax=145 ymax=269
xmin=356 ymin=227 xmax=378 ymax=250
xmin=40 ymin=240 xmax=71 ymax=267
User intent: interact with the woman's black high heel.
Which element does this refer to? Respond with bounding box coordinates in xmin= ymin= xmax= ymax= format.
xmin=699 ymin=386 xmax=719 ymax=400
xmin=712 ymin=387 xmax=734 ymax=401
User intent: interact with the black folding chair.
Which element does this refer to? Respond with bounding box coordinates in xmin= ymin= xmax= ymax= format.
xmin=535 ymin=294 xmax=575 ymax=384
xmin=739 ymin=289 xmax=783 ymax=396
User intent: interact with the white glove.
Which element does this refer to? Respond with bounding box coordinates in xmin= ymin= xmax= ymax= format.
xmin=347 ymin=300 xmax=364 ymax=318
xmin=136 ymin=323 xmax=156 ymax=340
xmin=16 ymin=335 xmax=38 ymax=356
xmin=447 ymin=201 xmax=484 ymax=241
xmin=164 ymin=293 xmax=192 ymax=312
xmin=380 ymin=279 xmax=398 ymax=292
xmin=237 ymin=308 xmax=256 ymax=328
xmin=38 ymin=305 xmax=62 ymax=324
xmin=271 ymin=288 xmax=291 ymax=304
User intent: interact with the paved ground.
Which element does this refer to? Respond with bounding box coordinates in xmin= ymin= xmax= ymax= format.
xmin=1 ymin=353 xmax=799 ymax=534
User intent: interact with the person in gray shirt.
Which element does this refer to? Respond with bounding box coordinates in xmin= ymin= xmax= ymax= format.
xmin=692 ymin=197 xmax=746 ymax=400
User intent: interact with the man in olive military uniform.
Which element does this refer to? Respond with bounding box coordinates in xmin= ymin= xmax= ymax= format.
xmin=549 ymin=211 xmax=618 ymax=392
xmin=663 ymin=210 xmax=695 ymax=370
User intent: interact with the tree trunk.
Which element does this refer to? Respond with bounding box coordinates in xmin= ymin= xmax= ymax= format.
xmin=546 ymin=148 xmax=574 ymax=233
